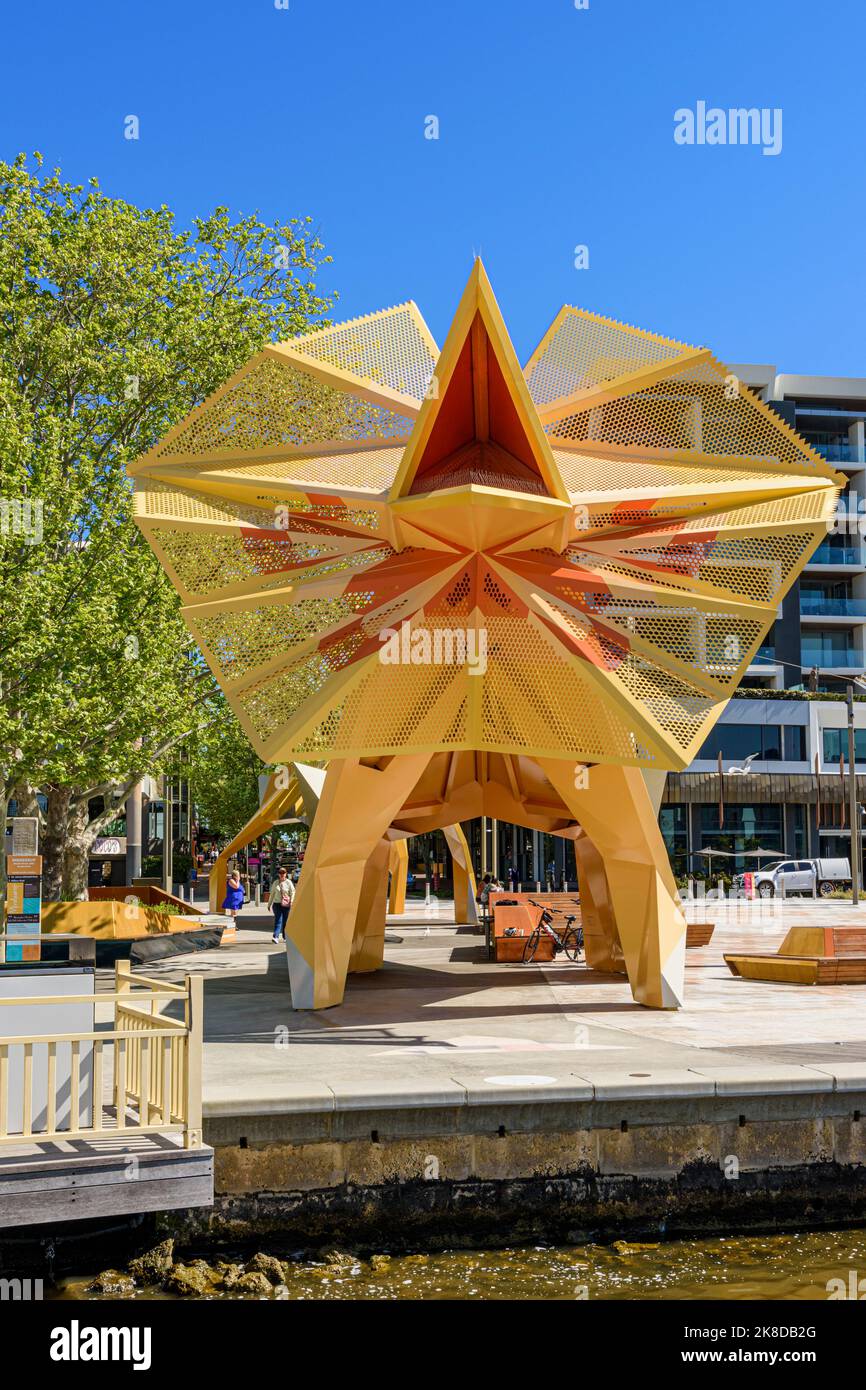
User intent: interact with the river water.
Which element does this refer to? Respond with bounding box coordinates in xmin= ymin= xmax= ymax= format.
xmin=56 ymin=1227 xmax=866 ymax=1300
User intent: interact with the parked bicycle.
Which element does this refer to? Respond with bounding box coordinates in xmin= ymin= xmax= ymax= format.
xmin=521 ymin=900 xmax=583 ymax=963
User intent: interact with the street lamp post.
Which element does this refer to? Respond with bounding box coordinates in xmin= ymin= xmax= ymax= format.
xmin=163 ymin=776 xmax=173 ymax=896
xmin=772 ymin=659 xmax=865 ymax=908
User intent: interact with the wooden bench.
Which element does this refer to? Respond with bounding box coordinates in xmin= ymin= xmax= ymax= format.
xmin=490 ymin=902 xmax=556 ymax=962
xmin=686 ymin=922 xmax=715 ymax=948
xmin=487 ymin=892 xmax=580 ymax=962
xmin=489 ymin=892 xmax=709 ymax=955
xmin=489 ymin=891 xmax=580 ymax=923
xmin=725 ymin=926 xmax=866 ymax=985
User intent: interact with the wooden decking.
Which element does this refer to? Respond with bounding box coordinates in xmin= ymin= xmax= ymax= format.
xmin=0 ymin=1128 xmax=213 ymax=1229
xmin=0 ymin=962 xmax=212 ymax=1228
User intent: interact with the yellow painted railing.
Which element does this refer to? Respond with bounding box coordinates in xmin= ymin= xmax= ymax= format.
xmin=0 ymin=961 xmax=203 ymax=1149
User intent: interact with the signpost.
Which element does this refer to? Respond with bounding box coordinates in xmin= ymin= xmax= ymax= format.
xmin=3 ymin=818 xmax=42 ymax=963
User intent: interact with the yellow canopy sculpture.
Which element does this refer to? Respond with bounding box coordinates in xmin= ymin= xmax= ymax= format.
xmin=130 ymin=261 xmax=841 ymax=1011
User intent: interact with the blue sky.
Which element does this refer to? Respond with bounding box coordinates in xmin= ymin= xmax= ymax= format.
xmin=2 ymin=0 xmax=864 ymax=373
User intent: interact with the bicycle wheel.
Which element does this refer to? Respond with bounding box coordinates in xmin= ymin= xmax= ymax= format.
xmin=562 ymin=926 xmax=582 ymax=961
xmin=522 ymin=928 xmax=542 ymax=963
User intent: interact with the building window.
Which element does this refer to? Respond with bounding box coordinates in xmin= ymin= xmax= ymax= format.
xmin=697 ymin=724 xmax=782 ymax=762
xmin=803 ymin=630 xmax=854 ymax=662
xmin=785 ymin=726 xmax=807 ymax=760
xmin=660 ymin=805 xmax=688 ymax=879
xmin=698 ymin=804 xmax=783 ymax=872
xmin=791 ymin=804 xmax=806 ymax=859
xmin=822 ymin=728 xmax=866 ymax=764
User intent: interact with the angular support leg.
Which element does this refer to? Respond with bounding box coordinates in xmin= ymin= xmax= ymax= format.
xmin=349 ymin=837 xmax=391 ymax=974
xmin=443 ymin=823 xmax=478 ymax=927
xmin=387 ymin=838 xmax=409 ymax=915
xmin=286 ymin=754 xmax=429 ymax=1009
xmin=539 ymin=760 xmax=686 ymax=1008
xmin=573 ymin=831 xmax=626 ymax=974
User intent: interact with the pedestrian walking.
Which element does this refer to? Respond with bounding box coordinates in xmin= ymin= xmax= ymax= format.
xmin=269 ymin=865 xmax=295 ymax=942
xmin=221 ymin=869 xmax=245 ymax=924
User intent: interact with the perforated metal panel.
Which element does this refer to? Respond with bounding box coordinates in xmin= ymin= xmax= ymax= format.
xmin=145 ymin=355 xmax=415 ymax=465
xmin=546 ymin=356 xmax=825 ymax=476
xmin=554 ymin=448 xmax=809 ymax=497
xmin=188 ymin=447 xmax=405 ymax=493
xmin=288 ymin=302 xmax=438 ymax=402
xmin=131 ymin=288 xmax=842 ymax=771
xmin=526 ymin=307 xmax=692 ymax=407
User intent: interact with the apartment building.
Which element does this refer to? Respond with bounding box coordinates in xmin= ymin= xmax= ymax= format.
xmin=729 ymin=366 xmax=866 ymax=690
xmin=663 ymin=365 xmax=866 ymax=878
xmin=661 ymin=694 xmax=866 ymax=878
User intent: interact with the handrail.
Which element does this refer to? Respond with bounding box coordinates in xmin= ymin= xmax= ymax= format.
xmin=121 ymin=972 xmax=187 ymax=993
xmin=0 ymin=960 xmax=203 ymax=1149
xmin=0 ymin=992 xmax=189 ymax=1007
xmin=0 ymin=1028 xmax=184 ymax=1045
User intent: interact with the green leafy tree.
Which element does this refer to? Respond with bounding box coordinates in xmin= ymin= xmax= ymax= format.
xmin=0 ymin=154 xmax=333 ymax=898
xmin=188 ymin=705 xmax=265 ymax=845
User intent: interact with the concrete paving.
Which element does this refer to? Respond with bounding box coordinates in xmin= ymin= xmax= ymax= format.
xmin=119 ymin=896 xmax=866 ymax=1116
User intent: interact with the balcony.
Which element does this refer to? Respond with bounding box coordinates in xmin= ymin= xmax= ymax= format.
xmin=801 ymin=649 xmax=866 ymax=669
xmin=809 ymin=542 xmax=862 ymax=565
xmin=814 ymin=443 xmax=864 ymax=464
xmin=800 ymin=596 xmax=866 ymax=618
xmin=749 ymin=646 xmax=777 ymax=665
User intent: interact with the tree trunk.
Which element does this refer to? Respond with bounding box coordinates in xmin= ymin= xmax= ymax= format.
xmin=61 ymin=797 xmax=93 ymax=901
xmin=25 ymin=773 xmax=145 ymax=902
xmin=40 ymin=787 xmax=73 ymax=900
xmin=0 ymin=783 xmax=7 ymax=906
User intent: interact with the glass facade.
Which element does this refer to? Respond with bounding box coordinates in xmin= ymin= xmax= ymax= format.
xmin=822 ymin=727 xmax=866 ymax=764
xmin=786 ymin=725 xmax=807 ymax=760
xmin=792 ymin=804 xmax=806 ymax=859
xmin=811 ymin=541 xmax=860 ymax=564
xmin=697 ymin=723 xmax=782 ymax=761
xmin=802 ymin=630 xmax=855 ymax=663
xmin=660 ymin=805 xmax=688 ymax=879
xmin=698 ymin=803 xmax=783 ymax=871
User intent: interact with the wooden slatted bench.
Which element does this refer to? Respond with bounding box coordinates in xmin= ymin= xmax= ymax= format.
xmin=488 ymin=892 xmax=580 ymax=962
xmin=686 ymin=922 xmax=715 ymax=948
xmin=490 ymin=902 xmax=555 ymax=962
xmin=725 ymin=926 xmax=866 ymax=985
xmin=489 ymin=890 xmax=581 ymax=920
